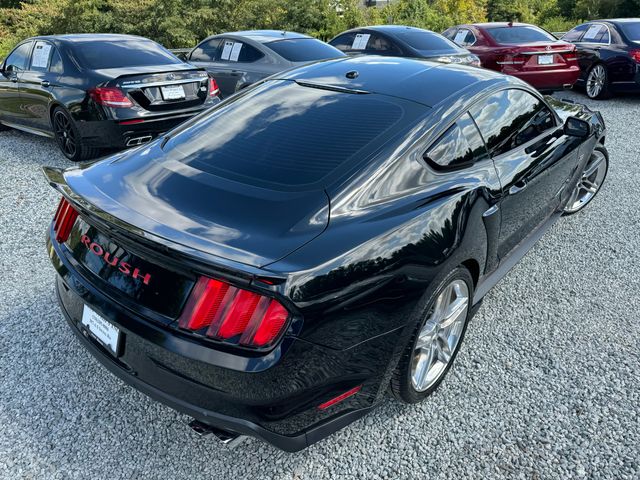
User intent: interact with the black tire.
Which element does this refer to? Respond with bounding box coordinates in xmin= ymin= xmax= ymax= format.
xmin=585 ymin=64 xmax=611 ymax=100
xmin=0 ymin=121 xmax=9 ymax=132
xmin=563 ymin=144 xmax=609 ymax=215
xmin=52 ymin=107 xmax=100 ymax=161
xmin=390 ymin=267 xmax=474 ymax=404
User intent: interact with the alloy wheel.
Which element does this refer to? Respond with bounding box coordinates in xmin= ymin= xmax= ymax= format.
xmin=54 ymin=111 xmax=77 ymax=158
xmin=411 ymin=279 xmax=469 ymax=392
xmin=564 ymin=149 xmax=607 ymax=213
xmin=586 ymin=65 xmax=606 ymax=99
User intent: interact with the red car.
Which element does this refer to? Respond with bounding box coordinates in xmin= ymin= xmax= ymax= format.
xmin=443 ymin=22 xmax=580 ymax=91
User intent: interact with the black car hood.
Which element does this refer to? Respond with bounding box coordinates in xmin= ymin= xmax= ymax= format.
xmin=59 ymin=143 xmax=330 ymax=268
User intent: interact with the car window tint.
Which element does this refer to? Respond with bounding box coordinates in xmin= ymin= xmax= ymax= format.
xmin=267 ymin=38 xmax=343 ymax=62
xmin=72 ymin=39 xmax=180 ymax=69
xmin=330 ymin=33 xmax=358 ymax=51
xmin=394 ymin=30 xmax=460 ymax=51
xmin=366 ymin=34 xmax=401 ymax=54
xmin=470 ymin=89 xmax=555 ymax=157
xmin=619 ymin=21 xmax=640 ymax=41
xmin=30 ymin=41 xmax=54 ymax=71
xmin=583 ymin=24 xmax=609 ymax=44
xmin=425 ymin=112 xmax=488 ymax=169
xmin=562 ymin=24 xmax=589 ymax=42
xmin=190 ymin=38 xmax=222 ymax=62
xmin=4 ymin=42 xmax=33 ymax=72
xmin=442 ymin=28 xmax=457 ymax=40
xmin=163 ymin=80 xmax=421 ymax=189
xmin=486 ymin=26 xmax=555 ymax=44
xmin=49 ymin=48 xmax=64 ymax=74
xmin=219 ymin=40 xmax=263 ymax=63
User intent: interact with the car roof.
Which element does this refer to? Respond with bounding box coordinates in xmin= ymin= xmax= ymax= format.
xmin=353 ymin=25 xmax=436 ymax=34
xmin=597 ymin=18 xmax=640 ymax=24
xmin=31 ymin=33 xmax=148 ymax=43
xmin=471 ymin=22 xmax=535 ymax=29
xmin=217 ymin=30 xmax=311 ymax=44
xmin=275 ymin=55 xmax=520 ymax=108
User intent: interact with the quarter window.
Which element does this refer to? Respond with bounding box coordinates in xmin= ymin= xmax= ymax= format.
xmin=4 ymin=42 xmax=33 ymax=72
xmin=190 ymin=38 xmax=222 ymax=62
xmin=366 ymin=34 xmax=402 ymax=54
xmin=425 ymin=113 xmax=488 ymax=169
xmin=218 ymin=40 xmax=263 ymax=63
xmin=470 ymin=89 xmax=555 ymax=157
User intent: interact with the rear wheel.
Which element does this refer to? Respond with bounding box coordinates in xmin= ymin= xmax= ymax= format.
xmin=585 ymin=64 xmax=611 ymax=99
xmin=52 ymin=107 xmax=100 ymax=161
xmin=564 ymin=145 xmax=608 ymax=214
xmin=391 ymin=267 xmax=474 ymax=403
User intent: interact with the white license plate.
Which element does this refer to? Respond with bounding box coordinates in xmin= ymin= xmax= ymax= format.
xmin=81 ymin=305 xmax=120 ymax=355
xmin=161 ymin=85 xmax=185 ymax=100
xmin=538 ymin=54 xmax=554 ymax=65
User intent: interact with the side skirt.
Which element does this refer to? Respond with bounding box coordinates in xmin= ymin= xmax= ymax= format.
xmin=472 ymin=211 xmax=562 ymax=305
xmin=0 ymin=120 xmax=54 ymax=138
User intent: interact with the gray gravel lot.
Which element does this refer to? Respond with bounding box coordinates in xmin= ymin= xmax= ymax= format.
xmin=1 ymin=90 xmax=639 ymax=479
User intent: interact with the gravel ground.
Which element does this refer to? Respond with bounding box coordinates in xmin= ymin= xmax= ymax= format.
xmin=0 ymin=90 xmax=639 ymax=480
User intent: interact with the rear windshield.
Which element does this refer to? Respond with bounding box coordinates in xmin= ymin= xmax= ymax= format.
xmin=266 ymin=38 xmax=344 ymax=62
xmin=163 ymin=80 xmax=421 ymax=189
xmin=619 ymin=22 xmax=640 ymax=41
xmin=72 ymin=39 xmax=181 ymax=69
xmin=394 ymin=30 xmax=460 ymax=51
xmin=486 ymin=26 xmax=556 ymax=44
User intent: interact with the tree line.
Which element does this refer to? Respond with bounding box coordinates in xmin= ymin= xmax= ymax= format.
xmin=1 ymin=0 xmax=639 ymax=58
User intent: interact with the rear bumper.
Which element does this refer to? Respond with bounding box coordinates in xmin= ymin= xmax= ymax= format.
xmin=507 ymin=67 xmax=581 ymax=90
xmin=48 ymin=233 xmax=396 ymax=451
xmin=74 ymin=107 xmax=212 ymax=149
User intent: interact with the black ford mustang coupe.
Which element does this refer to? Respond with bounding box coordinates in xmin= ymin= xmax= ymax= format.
xmin=0 ymin=34 xmax=220 ymax=161
xmin=45 ymin=56 xmax=607 ymax=451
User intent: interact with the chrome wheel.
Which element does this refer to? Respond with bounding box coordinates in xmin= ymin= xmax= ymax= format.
xmin=564 ymin=149 xmax=607 ymax=213
xmin=586 ymin=65 xmax=606 ymax=99
xmin=411 ymin=279 xmax=469 ymax=392
xmin=53 ymin=110 xmax=77 ymax=158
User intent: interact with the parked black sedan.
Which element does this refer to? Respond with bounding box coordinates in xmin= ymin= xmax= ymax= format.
xmin=44 ymin=56 xmax=607 ymax=451
xmin=561 ymin=18 xmax=640 ymax=99
xmin=186 ymin=30 xmax=345 ymax=97
xmin=0 ymin=34 xmax=220 ymax=161
xmin=329 ymin=25 xmax=480 ymax=66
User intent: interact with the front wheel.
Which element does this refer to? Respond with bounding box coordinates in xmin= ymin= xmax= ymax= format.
xmin=52 ymin=107 xmax=100 ymax=162
xmin=564 ymin=145 xmax=608 ymax=214
xmin=391 ymin=267 xmax=474 ymax=403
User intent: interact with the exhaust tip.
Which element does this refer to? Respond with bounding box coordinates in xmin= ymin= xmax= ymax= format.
xmin=563 ymin=84 xmax=573 ymax=90
xmin=126 ymin=135 xmax=153 ymax=147
xmin=188 ymin=419 xmax=246 ymax=448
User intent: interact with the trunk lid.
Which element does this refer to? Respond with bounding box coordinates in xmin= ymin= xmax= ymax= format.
xmin=53 ymin=142 xmax=330 ymax=269
xmin=100 ymin=66 xmax=211 ymax=112
xmin=497 ymin=42 xmax=577 ymax=72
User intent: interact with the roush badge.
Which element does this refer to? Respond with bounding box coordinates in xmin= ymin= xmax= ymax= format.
xmin=80 ymin=235 xmax=152 ymax=285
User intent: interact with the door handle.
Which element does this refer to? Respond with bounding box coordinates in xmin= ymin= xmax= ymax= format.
xmin=41 ymin=80 xmax=50 ymax=87
xmin=509 ymin=180 xmax=528 ymax=195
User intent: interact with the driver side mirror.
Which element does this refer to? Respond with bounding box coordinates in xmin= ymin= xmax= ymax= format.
xmin=564 ymin=116 xmax=591 ymax=138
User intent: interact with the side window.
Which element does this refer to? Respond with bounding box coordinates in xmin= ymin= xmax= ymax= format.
xmin=442 ymin=28 xmax=457 ymax=41
xmin=218 ymin=40 xmax=263 ymax=63
xmin=582 ymin=24 xmax=609 ymax=44
xmin=470 ymin=89 xmax=555 ymax=157
xmin=330 ymin=33 xmax=357 ymax=52
xmin=4 ymin=41 xmax=33 ymax=73
xmin=453 ymin=29 xmax=476 ymax=47
xmin=366 ymin=34 xmax=402 ymax=55
xmin=190 ymin=38 xmax=222 ymax=62
xmin=562 ymin=24 xmax=589 ymax=42
xmin=49 ymin=48 xmax=64 ymax=74
xmin=30 ymin=41 xmax=54 ymax=71
xmin=425 ymin=113 xmax=489 ymax=169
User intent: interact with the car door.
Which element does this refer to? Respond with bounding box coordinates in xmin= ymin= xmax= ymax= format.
xmin=575 ymin=23 xmax=610 ymax=74
xmin=0 ymin=41 xmax=33 ymax=125
xmin=470 ymin=88 xmax=580 ymax=259
xmin=18 ymin=40 xmax=63 ymax=133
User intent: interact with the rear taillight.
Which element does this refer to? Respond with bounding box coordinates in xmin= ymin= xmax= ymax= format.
xmin=178 ymin=276 xmax=290 ymax=348
xmin=53 ymin=197 xmax=78 ymax=243
xmin=88 ymin=87 xmax=134 ymax=108
xmin=208 ymin=77 xmax=220 ymax=97
xmin=630 ymin=50 xmax=640 ymax=64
